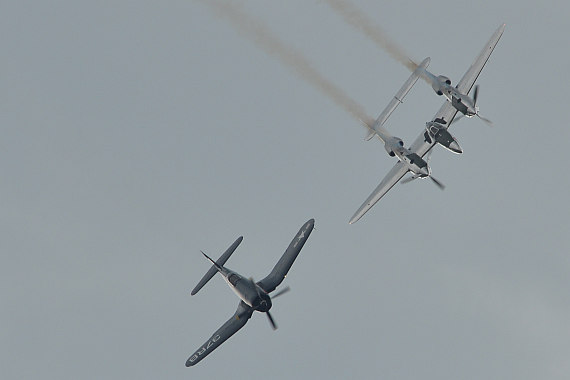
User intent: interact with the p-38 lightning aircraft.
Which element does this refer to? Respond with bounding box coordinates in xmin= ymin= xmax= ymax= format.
xmin=350 ymin=24 xmax=505 ymax=224
xmin=186 ymin=219 xmax=315 ymax=367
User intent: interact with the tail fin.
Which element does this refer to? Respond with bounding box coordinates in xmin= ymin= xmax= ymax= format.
xmin=191 ymin=236 xmax=243 ymax=296
xmin=201 ymin=251 xmax=222 ymax=271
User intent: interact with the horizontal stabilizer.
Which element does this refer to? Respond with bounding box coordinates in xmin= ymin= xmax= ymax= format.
xmin=365 ymin=129 xmax=376 ymax=141
xmin=371 ymin=57 xmax=431 ymax=137
xmin=191 ymin=236 xmax=243 ymax=296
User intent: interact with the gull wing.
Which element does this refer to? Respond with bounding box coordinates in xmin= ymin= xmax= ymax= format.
xmin=409 ymin=24 xmax=506 ymax=157
xmin=349 ymin=161 xmax=409 ymax=224
xmin=185 ymin=301 xmax=253 ymax=367
xmin=256 ymin=219 xmax=315 ymax=294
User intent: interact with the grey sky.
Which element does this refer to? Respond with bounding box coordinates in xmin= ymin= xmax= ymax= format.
xmin=1 ymin=1 xmax=569 ymax=379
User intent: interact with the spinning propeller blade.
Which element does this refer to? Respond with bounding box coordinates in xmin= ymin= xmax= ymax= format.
xmin=473 ymin=85 xmax=494 ymax=127
xmin=450 ymin=113 xmax=464 ymax=125
xmin=271 ymin=286 xmax=290 ymax=299
xmin=430 ymin=176 xmax=445 ymax=190
xmin=266 ymin=311 xmax=277 ymax=330
xmin=250 ymin=277 xmax=284 ymax=330
xmin=473 ymin=85 xmax=479 ymax=106
xmin=477 ymin=113 xmax=494 ymax=127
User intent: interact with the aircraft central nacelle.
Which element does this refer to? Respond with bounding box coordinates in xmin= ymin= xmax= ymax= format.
xmin=432 ymin=75 xmax=452 ymax=96
xmin=384 ymin=136 xmax=405 ymax=157
xmin=425 ymin=119 xmax=463 ymax=154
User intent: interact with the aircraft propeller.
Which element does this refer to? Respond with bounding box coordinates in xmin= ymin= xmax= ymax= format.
xmin=249 ymin=279 xmax=292 ymax=330
xmin=472 ymin=85 xmax=494 ymax=127
xmin=271 ymin=286 xmax=290 ymax=299
xmin=401 ymin=173 xmax=445 ymax=190
xmin=401 ymin=149 xmax=445 ymax=190
xmin=425 ymin=150 xmax=445 ymax=190
xmin=473 ymin=84 xmax=479 ymax=105
xmin=266 ymin=311 xmax=277 ymax=330
xmin=429 ymin=175 xmax=445 ymax=190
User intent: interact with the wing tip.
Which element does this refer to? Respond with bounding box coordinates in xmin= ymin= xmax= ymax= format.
xmin=348 ymin=214 xmax=360 ymax=225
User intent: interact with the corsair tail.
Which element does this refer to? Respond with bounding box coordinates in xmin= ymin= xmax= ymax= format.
xmin=191 ymin=236 xmax=243 ymax=296
xmin=201 ymin=251 xmax=222 ymax=270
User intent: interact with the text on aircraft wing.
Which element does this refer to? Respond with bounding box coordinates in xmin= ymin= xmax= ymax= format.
xmin=186 ymin=301 xmax=253 ymax=367
xmin=349 ymin=161 xmax=409 ymax=224
xmin=256 ymin=219 xmax=315 ymax=294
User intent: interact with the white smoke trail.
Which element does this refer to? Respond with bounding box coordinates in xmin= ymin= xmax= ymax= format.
xmin=199 ymin=0 xmax=375 ymax=126
xmin=323 ymin=0 xmax=418 ymax=72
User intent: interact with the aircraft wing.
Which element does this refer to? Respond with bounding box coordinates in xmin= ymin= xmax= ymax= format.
xmin=456 ymin=24 xmax=505 ymax=98
xmin=256 ymin=219 xmax=314 ymax=294
xmin=349 ymin=25 xmax=505 ymax=224
xmin=185 ymin=301 xmax=253 ymax=367
xmin=349 ymin=161 xmax=409 ymax=224
xmin=408 ymin=24 xmax=506 ymax=157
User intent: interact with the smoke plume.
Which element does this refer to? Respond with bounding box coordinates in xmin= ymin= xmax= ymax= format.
xmin=323 ymin=0 xmax=418 ymax=72
xmin=200 ymin=0 xmax=375 ymax=126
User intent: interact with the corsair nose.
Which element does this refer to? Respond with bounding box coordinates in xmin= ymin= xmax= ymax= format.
xmin=419 ymin=166 xmax=430 ymax=176
xmin=449 ymin=140 xmax=463 ymax=154
xmin=257 ymin=297 xmax=272 ymax=312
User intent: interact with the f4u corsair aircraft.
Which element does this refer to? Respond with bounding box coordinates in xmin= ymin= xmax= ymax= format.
xmin=186 ymin=219 xmax=315 ymax=367
xmin=350 ymin=24 xmax=505 ymax=224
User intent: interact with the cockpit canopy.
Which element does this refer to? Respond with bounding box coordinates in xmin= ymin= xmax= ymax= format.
xmin=428 ymin=124 xmax=441 ymax=135
xmin=228 ymin=273 xmax=241 ymax=286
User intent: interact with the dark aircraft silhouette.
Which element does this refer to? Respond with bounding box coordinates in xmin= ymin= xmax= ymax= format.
xmin=186 ymin=218 xmax=315 ymax=367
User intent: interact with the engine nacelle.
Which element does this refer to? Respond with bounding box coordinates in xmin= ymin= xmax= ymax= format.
xmin=432 ymin=75 xmax=451 ymax=96
xmin=385 ymin=137 xmax=404 ymax=157
xmin=438 ymin=75 xmax=451 ymax=85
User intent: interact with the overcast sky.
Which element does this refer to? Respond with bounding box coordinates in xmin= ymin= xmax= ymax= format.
xmin=1 ymin=1 xmax=569 ymax=379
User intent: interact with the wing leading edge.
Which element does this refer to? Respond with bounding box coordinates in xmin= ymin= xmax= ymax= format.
xmin=256 ymin=219 xmax=315 ymax=294
xmin=186 ymin=301 xmax=253 ymax=367
xmin=409 ymin=23 xmax=505 ymax=158
xmin=349 ymin=161 xmax=408 ymax=224
xmin=456 ymin=24 xmax=506 ymax=96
